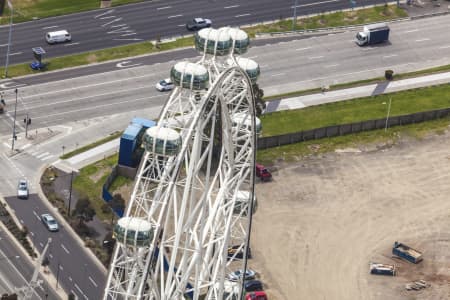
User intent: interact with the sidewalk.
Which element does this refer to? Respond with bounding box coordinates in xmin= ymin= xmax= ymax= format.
xmin=266 ymin=70 xmax=450 ymax=113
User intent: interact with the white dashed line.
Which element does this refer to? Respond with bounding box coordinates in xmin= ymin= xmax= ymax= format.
xmin=39 ymin=242 xmax=44 ymax=248
xmin=404 ymin=29 xmax=419 ymax=33
xmin=308 ymin=56 xmax=323 ymax=60
xmin=64 ymin=42 xmax=80 ymax=47
xmin=383 ymin=54 xmax=398 ymax=59
xmin=95 ymin=10 xmax=114 ymax=19
xmin=42 ymin=26 xmax=58 ymax=30
xmin=61 ymin=244 xmax=70 ymax=254
xmin=111 ymin=24 xmax=127 ymax=28
xmin=89 ymin=276 xmax=98 ymax=287
xmin=9 ymin=52 xmax=22 ymax=56
xmin=292 ymin=0 xmax=338 ymax=8
xmin=168 ymin=14 xmax=182 ymax=19
xmin=325 ymin=64 xmax=339 ymax=68
xmin=415 ymin=38 xmax=430 ymax=42
xmin=271 ymin=73 xmax=285 ymax=77
xmin=224 ymin=5 xmax=240 ymax=9
xmin=0 ymin=44 xmax=8 ymax=47
xmin=439 ymin=45 xmax=450 ymax=49
xmin=235 ymin=13 xmax=251 ymax=18
xmin=100 ymin=16 xmax=116 ymax=20
xmin=36 ymin=152 xmax=50 ymax=159
xmin=157 ymin=6 xmax=171 ymax=10
xmin=295 ymin=47 xmax=311 ymax=51
xmin=102 ymin=18 xmax=123 ymax=27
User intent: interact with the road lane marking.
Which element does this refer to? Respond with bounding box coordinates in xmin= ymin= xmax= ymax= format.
xmin=20 ymin=219 xmax=24 ymax=224
xmin=292 ymin=0 xmax=339 ymax=8
xmin=0 ymin=44 xmax=8 ymax=47
xmin=39 ymin=242 xmax=44 ymax=248
xmin=121 ymin=33 xmax=137 ymax=36
xmin=9 ymin=52 xmax=22 ymax=56
xmin=383 ymin=54 xmax=398 ymax=58
xmin=439 ymin=45 xmax=450 ymax=49
xmin=61 ymin=244 xmax=70 ymax=254
xmin=36 ymin=152 xmax=50 ymax=158
xmin=100 ymin=15 xmax=116 ymax=20
xmin=30 ymin=232 xmax=34 ymax=236
xmin=116 ymin=61 xmax=142 ymax=68
xmin=102 ymin=17 xmax=123 ymax=27
xmin=224 ymin=5 xmax=240 ymax=8
xmin=21 ymin=143 xmax=32 ymax=150
xmin=89 ymin=276 xmax=98 ymax=287
xmin=49 ymin=254 xmax=53 ymax=259
xmin=95 ymin=9 xmax=114 ymax=19
xmin=271 ymin=73 xmax=285 ymax=77
xmin=235 ymin=13 xmax=251 ymax=18
xmin=111 ymin=24 xmax=127 ymax=28
xmin=69 ymin=277 xmax=73 ymax=282
xmin=64 ymin=42 xmax=79 ymax=47
xmin=157 ymin=6 xmax=171 ymax=10
xmin=42 ymin=26 xmax=58 ymax=30
xmin=404 ymin=29 xmax=419 ymax=33
xmin=247 ymin=55 xmax=258 ymax=59
xmin=113 ymin=38 xmax=143 ymax=41
xmin=308 ymin=56 xmax=323 ymax=60
xmin=295 ymin=47 xmax=311 ymax=51
xmin=168 ymin=14 xmax=182 ymax=19
xmin=33 ymin=211 xmax=40 ymax=221
xmin=415 ymin=38 xmax=430 ymax=42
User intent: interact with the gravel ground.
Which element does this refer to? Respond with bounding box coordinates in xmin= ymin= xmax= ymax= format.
xmin=250 ymin=130 xmax=450 ymax=300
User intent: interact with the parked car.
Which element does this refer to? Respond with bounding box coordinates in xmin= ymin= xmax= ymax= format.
xmin=227 ymin=245 xmax=252 ymax=260
xmin=228 ymin=269 xmax=256 ymax=281
xmin=244 ymin=280 xmax=263 ymax=292
xmin=17 ymin=179 xmax=29 ymax=199
xmin=255 ymin=163 xmax=272 ymax=182
xmin=246 ymin=291 xmax=268 ymax=300
xmin=155 ymin=78 xmax=174 ymax=92
xmin=186 ymin=18 xmax=212 ymax=31
xmin=41 ymin=214 xmax=59 ymax=232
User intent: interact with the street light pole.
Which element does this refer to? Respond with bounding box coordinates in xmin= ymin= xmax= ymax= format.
xmin=11 ymin=88 xmax=18 ymax=150
xmin=4 ymin=0 xmax=13 ymax=78
xmin=385 ymin=97 xmax=392 ymax=132
xmin=292 ymin=0 xmax=298 ymax=31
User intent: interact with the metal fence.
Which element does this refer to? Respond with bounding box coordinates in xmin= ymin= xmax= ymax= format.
xmin=257 ymin=108 xmax=450 ymax=149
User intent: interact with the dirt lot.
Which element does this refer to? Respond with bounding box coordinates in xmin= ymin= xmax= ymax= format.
xmin=250 ymin=131 xmax=450 ymax=300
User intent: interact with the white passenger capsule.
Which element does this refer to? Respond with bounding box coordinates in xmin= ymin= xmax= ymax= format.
xmin=227 ymin=27 xmax=250 ymax=54
xmin=170 ymin=61 xmax=209 ymax=90
xmin=113 ymin=217 xmax=153 ymax=247
xmin=195 ymin=28 xmax=232 ymax=56
xmin=143 ymin=127 xmax=182 ymax=156
xmin=235 ymin=57 xmax=260 ymax=84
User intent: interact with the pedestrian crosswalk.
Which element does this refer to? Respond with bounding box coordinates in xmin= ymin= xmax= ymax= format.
xmin=27 ymin=149 xmax=56 ymax=162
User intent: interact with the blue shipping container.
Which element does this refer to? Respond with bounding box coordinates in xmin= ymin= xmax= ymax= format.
xmin=119 ymin=123 xmax=143 ymax=166
xmin=132 ymin=117 xmax=156 ymax=130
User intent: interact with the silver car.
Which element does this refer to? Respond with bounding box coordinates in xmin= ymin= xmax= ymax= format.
xmin=41 ymin=214 xmax=59 ymax=232
xmin=17 ymin=179 xmax=29 ymax=199
xmin=227 ymin=269 xmax=256 ymax=281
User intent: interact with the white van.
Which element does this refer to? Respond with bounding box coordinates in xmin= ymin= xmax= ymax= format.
xmin=45 ymin=30 xmax=71 ymax=44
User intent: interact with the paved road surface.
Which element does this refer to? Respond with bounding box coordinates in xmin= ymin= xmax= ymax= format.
xmin=0 ymin=0 xmax=388 ymax=66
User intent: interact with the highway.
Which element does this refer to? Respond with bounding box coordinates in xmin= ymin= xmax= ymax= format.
xmin=0 ymin=0 xmax=388 ymax=66
xmin=0 ymin=12 xmax=449 ymax=300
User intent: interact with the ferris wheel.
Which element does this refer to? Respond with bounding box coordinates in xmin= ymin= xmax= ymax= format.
xmin=103 ymin=26 xmax=261 ymax=300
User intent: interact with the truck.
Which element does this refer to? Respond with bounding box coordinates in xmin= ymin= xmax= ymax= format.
xmin=356 ymin=23 xmax=390 ymax=46
xmin=392 ymin=241 xmax=423 ymax=264
xmin=255 ymin=163 xmax=272 ymax=182
xmin=369 ymin=262 xmax=396 ymax=276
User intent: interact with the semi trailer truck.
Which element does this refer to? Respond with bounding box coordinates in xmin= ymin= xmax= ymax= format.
xmin=356 ymin=23 xmax=390 ymax=46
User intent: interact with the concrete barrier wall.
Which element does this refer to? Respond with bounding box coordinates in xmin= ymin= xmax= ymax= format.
xmin=258 ymin=108 xmax=450 ymax=149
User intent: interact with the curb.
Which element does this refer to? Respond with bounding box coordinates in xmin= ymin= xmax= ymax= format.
xmin=36 ymin=163 xmax=108 ymax=274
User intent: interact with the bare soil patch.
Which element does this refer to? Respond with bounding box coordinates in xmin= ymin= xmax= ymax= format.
xmin=251 ymin=131 xmax=450 ymax=300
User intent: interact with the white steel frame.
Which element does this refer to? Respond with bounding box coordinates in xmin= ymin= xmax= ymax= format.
xmin=104 ymin=33 xmax=257 ymax=300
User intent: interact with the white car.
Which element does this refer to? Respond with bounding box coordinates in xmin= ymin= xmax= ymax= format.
xmin=156 ymin=78 xmax=174 ymax=91
xmin=227 ymin=269 xmax=256 ymax=281
xmin=41 ymin=214 xmax=59 ymax=232
xmin=17 ymin=179 xmax=29 ymax=199
xmin=45 ymin=30 xmax=72 ymax=44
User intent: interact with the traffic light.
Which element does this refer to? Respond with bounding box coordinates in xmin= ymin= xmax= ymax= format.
xmin=23 ymin=117 xmax=31 ymax=125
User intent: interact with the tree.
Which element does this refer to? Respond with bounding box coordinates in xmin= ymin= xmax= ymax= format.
xmin=252 ymin=83 xmax=266 ymax=116
xmin=73 ymin=196 xmax=96 ymax=226
xmin=110 ymin=194 xmax=125 ymax=212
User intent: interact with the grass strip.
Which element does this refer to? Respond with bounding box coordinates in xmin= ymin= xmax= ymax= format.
xmin=60 ymin=131 xmax=122 ymax=159
xmin=257 ymin=116 xmax=450 ymax=165
xmin=260 ymin=83 xmax=450 ymax=137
